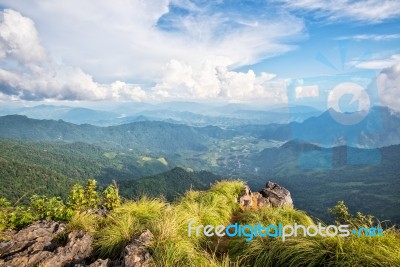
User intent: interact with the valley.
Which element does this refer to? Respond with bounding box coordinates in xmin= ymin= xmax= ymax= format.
xmin=0 ymin=104 xmax=399 ymax=224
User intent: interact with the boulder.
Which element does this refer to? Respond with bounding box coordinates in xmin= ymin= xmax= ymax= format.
xmin=238 ymin=181 xmax=293 ymax=209
xmin=0 ymin=220 xmax=154 ymax=267
xmin=259 ymin=181 xmax=293 ymax=208
xmin=0 ymin=220 xmax=96 ymax=267
xmin=238 ymin=186 xmax=253 ymax=208
xmin=40 ymin=230 xmax=93 ymax=266
xmin=0 ymin=221 xmax=66 ymax=267
xmin=122 ymin=229 xmax=153 ymax=267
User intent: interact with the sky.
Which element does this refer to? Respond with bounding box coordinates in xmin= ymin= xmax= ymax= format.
xmin=0 ymin=0 xmax=399 ymax=110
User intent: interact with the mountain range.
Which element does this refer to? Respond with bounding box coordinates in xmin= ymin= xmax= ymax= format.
xmin=0 ymin=110 xmax=399 ymax=223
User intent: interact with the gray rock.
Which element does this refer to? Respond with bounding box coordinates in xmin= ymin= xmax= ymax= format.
xmin=238 ymin=181 xmax=293 ymax=209
xmin=122 ymin=229 xmax=153 ymax=267
xmin=0 ymin=221 xmax=66 ymax=267
xmin=238 ymin=186 xmax=253 ymax=208
xmin=260 ymin=181 xmax=293 ymax=208
xmin=0 ymin=221 xmax=95 ymax=267
xmin=41 ymin=230 xmax=93 ymax=267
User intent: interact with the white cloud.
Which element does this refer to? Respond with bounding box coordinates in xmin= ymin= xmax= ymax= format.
xmin=377 ymin=62 xmax=400 ymax=111
xmin=0 ymin=9 xmax=47 ymax=65
xmin=0 ymin=0 xmax=304 ymax=81
xmin=0 ymin=9 xmax=148 ymax=101
xmin=0 ymin=1 xmax=302 ymax=103
xmin=152 ymin=59 xmax=286 ymax=103
xmin=278 ymin=0 xmax=400 ymax=22
xmin=336 ymin=34 xmax=400 ymax=41
xmin=295 ymin=85 xmax=319 ymax=99
xmin=355 ymin=54 xmax=400 ymax=70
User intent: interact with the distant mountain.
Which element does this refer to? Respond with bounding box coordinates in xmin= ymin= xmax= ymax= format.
xmin=242 ymin=106 xmax=400 ymax=148
xmin=5 ymin=104 xmax=120 ymax=125
xmin=0 ymin=115 xmax=210 ymax=152
xmin=0 ymin=103 xmax=325 ymax=127
xmin=119 ymin=167 xmax=221 ymax=200
xmin=249 ymin=140 xmax=400 ymax=224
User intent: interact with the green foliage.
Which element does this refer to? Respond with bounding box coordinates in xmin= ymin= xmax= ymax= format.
xmin=229 ymin=231 xmax=400 ymax=267
xmin=30 ymin=195 xmax=71 ymax=221
xmin=67 ymin=180 xmax=100 ymax=211
xmin=94 ymin=197 xmax=165 ymax=258
xmin=329 ymin=200 xmax=374 ymax=228
xmin=0 ymin=178 xmax=399 ymax=267
xmin=237 ymin=206 xmax=314 ymax=227
xmin=0 ymin=138 xmax=169 ymax=203
xmin=7 ymin=206 xmax=35 ymax=230
xmin=119 ymin=167 xmax=220 ymax=201
xmin=67 ymin=184 xmax=86 ymax=210
xmin=102 ymin=183 xmax=121 ymax=211
xmin=0 ymin=179 xmax=121 ymax=230
xmin=0 ymin=198 xmax=11 ymax=231
xmin=67 ymin=211 xmax=101 ymax=234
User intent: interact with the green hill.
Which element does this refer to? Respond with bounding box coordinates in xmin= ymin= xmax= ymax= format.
xmin=0 ymin=138 xmax=170 ymax=202
xmin=0 ymin=115 xmax=210 ymax=152
xmin=119 ymin=167 xmax=221 ymax=200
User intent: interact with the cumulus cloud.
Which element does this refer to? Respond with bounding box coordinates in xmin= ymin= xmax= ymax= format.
xmin=0 ymin=9 xmax=46 ymax=65
xmin=295 ymin=85 xmax=319 ymax=99
xmin=0 ymin=9 xmax=146 ymax=101
xmin=0 ymin=1 xmax=299 ymax=103
xmin=377 ymin=62 xmax=400 ymax=111
xmin=0 ymin=0 xmax=304 ymax=80
xmin=278 ymin=0 xmax=400 ymax=23
xmin=152 ymin=59 xmax=286 ymax=103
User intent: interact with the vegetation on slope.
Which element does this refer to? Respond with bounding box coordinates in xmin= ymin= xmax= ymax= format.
xmin=0 ymin=138 xmax=170 ymax=202
xmin=119 ymin=167 xmax=221 ymax=200
xmin=1 ymin=179 xmax=399 ymax=266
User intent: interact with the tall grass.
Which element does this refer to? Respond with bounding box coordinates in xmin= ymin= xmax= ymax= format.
xmin=88 ymin=180 xmax=400 ymax=267
xmin=148 ymin=180 xmax=245 ymax=266
xmin=94 ymin=197 xmax=165 ymax=258
xmin=229 ymin=227 xmax=400 ymax=267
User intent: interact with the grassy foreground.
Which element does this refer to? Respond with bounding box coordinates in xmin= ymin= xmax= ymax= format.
xmin=1 ymin=179 xmax=399 ymax=266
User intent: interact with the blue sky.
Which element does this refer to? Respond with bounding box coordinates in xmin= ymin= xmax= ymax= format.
xmin=0 ymin=0 xmax=399 ymax=109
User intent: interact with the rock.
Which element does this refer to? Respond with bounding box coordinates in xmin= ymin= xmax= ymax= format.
xmin=238 ymin=181 xmax=293 ymax=209
xmin=238 ymin=186 xmax=253 ymax=208
xmin=0 ymin=221 xmax=66 ymax=267
xmin=0 ymin=221 xmax=154 ymax=267
xmin=40 ymin=230 xmax=93 ymax=267
xmin=75 ymin=258 xmax=110 ymax=267
xmin=0 ymin=221 xmax=95 ymax=267
xmin=122 ymin=229 xmax=153 ymax=267
xmin=260 ymin=181 xmax=293 ymax=208
xmin=89 ymin=259 xmax=111 ymax=267
xmin=252 ymin=192 xmax=270 ymax=208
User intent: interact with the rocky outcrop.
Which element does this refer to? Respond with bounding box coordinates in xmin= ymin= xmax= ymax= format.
xmin=40 ymin=230 xmax=93 ymax=266
xmin=0 ymin=221 xmax=153 ymax=267
xmin=0 ymin=221 xmax=66 ymax=267
xmin=260 ymin=181 xmax=293 ymax=208
xmin=122 ymin=230 xmax=153 ymax=267
xmin=239 ymin=181 xmax=293 ymax=209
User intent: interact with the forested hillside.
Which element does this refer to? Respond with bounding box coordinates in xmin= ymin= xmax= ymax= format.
xmin=0 ymin=115 xmax=211 ymax=152
xmin=119 ymin=167 xmax=221 ymax=200
xmin=0 ymin=138 xmax=170 ymax=202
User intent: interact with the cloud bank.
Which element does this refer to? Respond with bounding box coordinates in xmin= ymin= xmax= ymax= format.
xmin=378 ymin=62 xmax=400 ymax=111
xmin=0 ymin=0 xmax=305 ymax=102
